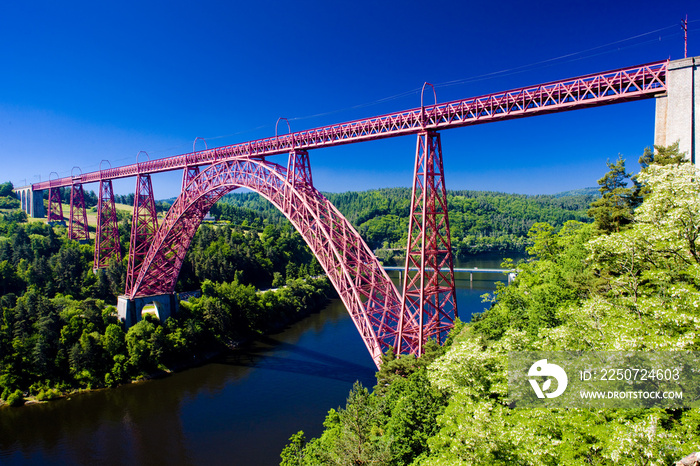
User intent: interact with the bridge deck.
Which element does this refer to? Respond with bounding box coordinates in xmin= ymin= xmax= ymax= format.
xmin=33 ymin=60 xmax=667 ymax=191
xmin=383 ymin=266 xmax=513 ymax=274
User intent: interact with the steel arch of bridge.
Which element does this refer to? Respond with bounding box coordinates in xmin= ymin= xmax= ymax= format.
xmin=30 ymin=58 xmax=672 ymax=367
xmin=128 ymin=155 xmax=409 ymax=367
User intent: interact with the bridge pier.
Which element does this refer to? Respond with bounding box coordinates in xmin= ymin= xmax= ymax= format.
xmin=69 ymin=183 xmax=90 ymax=241
xmin=655 ymin=56 xmax=700 ymax=163
xmin=398 ymin=130 xmax=457 ymax=356
xmin=117 ymin=293 xmax=178 ymax=328
xmin=28 ymin=60 xmax=670 ymax=368
xmin=12 ymin=186 xmax=45 ymax=218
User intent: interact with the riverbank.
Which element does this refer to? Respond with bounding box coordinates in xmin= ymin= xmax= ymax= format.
xmin=0 ymin=297 xmax=379 ymax=465
xmin=0 ymin=252 xmax=511 ymax=465
xmin=0 ymin=275 xmax=334 ymax=410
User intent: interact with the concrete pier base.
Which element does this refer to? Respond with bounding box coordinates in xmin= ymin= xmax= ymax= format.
xmin=655 ymin=56 xmax=700 ymax=163
xmin=117 ymin=293 xmax=179 ymax=328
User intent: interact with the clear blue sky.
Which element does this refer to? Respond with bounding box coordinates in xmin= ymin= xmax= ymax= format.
xmin=1 ymin=0 xmax=698 ymax=199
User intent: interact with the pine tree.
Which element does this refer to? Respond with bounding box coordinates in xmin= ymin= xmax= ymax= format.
xmin=640 ymin=141 xmax=686 ymax=167
xmin=587 ymin=156 xmax=634 ymax=234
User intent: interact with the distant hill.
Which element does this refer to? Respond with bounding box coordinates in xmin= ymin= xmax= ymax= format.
xmin=552 ymin=187 xmax=600 ymax=198
xmin=213 ymin=188 xmax=594 ymax=257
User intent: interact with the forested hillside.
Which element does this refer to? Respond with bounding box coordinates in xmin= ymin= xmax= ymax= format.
xmin=281 ymin=146 xmax=700 ymax=465
xmin=216 ymin=187 xmax=594 ymax=259
xmin=0 ymin=198 xmax=330 ymax=406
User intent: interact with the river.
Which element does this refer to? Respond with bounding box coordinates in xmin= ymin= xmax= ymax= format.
xmin=0 ymin=252 xmax=518 ymax=466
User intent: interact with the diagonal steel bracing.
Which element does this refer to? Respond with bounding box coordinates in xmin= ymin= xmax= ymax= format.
xmin=33 ymin=61 xmax=668 ymax=191
xmin=125 ymin=174 xmax=159 ymax=296
xmin=48 ymin=186 xmax=63 ymax=222
xmin=32 ymin=58 xmax=672 ymax=367
xmin=69 ymin=183 xmax=90 ymax=241
xmin=94 ymin=179 xmax=122 ymax=269
xmin=128 ymin=156 xmax=405 ymax=367
xmin=398 ymin=131 xmax=457 ymax=356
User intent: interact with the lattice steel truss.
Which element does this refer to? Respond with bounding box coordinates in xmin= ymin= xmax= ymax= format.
xmin=47 ymin=186 xmax=63 ymax=222
xmin=94 ymin=179 xmax=122 ymax=269
xmin=182 ymin=165 xmax=200 ymax=190
xmin=30 ymin=59 xmax=672 ymax=368
xmin=287 ymin=150 xmax=313 ymax=186
xmin=69 ymin=183 xmax=90 ymax=241
xmin=33 ymin=61 xmax=668 ymax=192
xmin=125 ymin=174 xmax=159 ymax=296
xmin=183 ymin=137 xmax=206 ymax=190
xmin=128 ymin=156 xmax=405 ymax=367
xmin=398 ymin=132 xmax=457 ymax=356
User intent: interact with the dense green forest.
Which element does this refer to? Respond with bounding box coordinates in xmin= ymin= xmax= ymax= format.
xmin=0 ymin=196 xmax=331 ymax=406
xmin=215 ymin=187 xmax=595 ymax=261
xmin=0 ymin=168 xmax=592 ymax=412
xmin=4 ymin=145 xmax=697 ymax=463
xmin=0 ymin=173 xmax=590 ymax=407
xmin=281 ymin=145 xmax=700 ymax=465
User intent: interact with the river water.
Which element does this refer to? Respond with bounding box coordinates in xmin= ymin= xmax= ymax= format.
xmin=0 ymin=253 xmax=516 ymax=466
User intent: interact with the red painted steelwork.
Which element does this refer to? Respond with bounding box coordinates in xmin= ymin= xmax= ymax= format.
xmin=68 ymin=183 xmax=90 ymax=241
xmin=94 ymin=179 xmax=122 ymax=269
xmin=125 ymin=174 xmax=159 ymax=296
xmin=47 ymin=186 xmax=63 ymax=222
xmin=129 ymin=156 xmax=405 ymax=367
xmin=32 ymin=61 xmax=668 ymax=191
xmin=398 ymin=132 xmax=457 ymax=356
xmin=183 ymin=139 xmax=205 ymax=189
xmin=182 ymin=166 xmax=200 ymax=190
xmin=287 ymin=150 xmax=313 ymax=186
xmin=29 ymin=59 xmax=670 ymax=366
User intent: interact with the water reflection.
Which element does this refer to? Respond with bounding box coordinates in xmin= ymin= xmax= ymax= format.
xmin=0 ymin=373 xmax=196 ymax=465
xmin=228 ymin=335 xmax=376 ymax=384
xmin=0 ymin=253 xmax=515 ymax=466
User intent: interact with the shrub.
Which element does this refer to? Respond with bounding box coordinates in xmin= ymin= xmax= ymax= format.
xmin=6 ymin=389 xmax=25 ymax=407
xmin=36 ymin=388 xmax=61 ymax=401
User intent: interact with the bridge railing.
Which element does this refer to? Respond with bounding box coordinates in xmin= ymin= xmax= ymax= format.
xmin=32 ymin=60 xmax=667 ymax=191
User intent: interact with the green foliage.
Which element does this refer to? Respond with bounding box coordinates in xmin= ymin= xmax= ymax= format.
xmin=587 ymin=156 xmax=635 ymax=234
xmin=6 ymin=389 xmax=25 ymax=407
xmin=217 ymin=188 xmax=593 ymax=259
xmin=280 ymin=431 xmax=307 ymax=466
xmin=473 ymin=220 xmax=593 ymax=340
xmin=288 ymin=144 xmax=700 ymax=465
xmin=0 ymin=197 xmax=20 ymax=209
xmin=49 ymin=186 xmax=98 ymax=208
xmin=287 ymin=328 xmax=458 ymax=465
xmin=0 ymin=182 xmax=20 ymax=209
xmin=177 ymin=223 xmax=313 ymax=291
xmin=1 ymin=209 xmax=27 ymax=223
xmin=0 ymin=190 xmax=332 ymax=401
xmin=301 ymin=381 xmax=391 ymax=465
xmin=0 ymin=271 xmax=332 ymax=397
xmin=186 ymin=276 xmax=331 ymax=346
xmin=639 ymin=141 xmax=686 ymax=169
xmin=36 ymin=387 xmax=61 ymax=401
xmin=634 ymin=141 xmax=687 ymax=207
xmin=0 ymin=182 xmax=14 ymax=198
xmin=383 ymin=370 xmax=445 ymax=464
xmin=125 ymin=317 xmax=158 ymax=374
xmin=427 ymin=151 xmax=700 ymax=464
xmin=525 ymin=221 xmax=556 ymax=260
